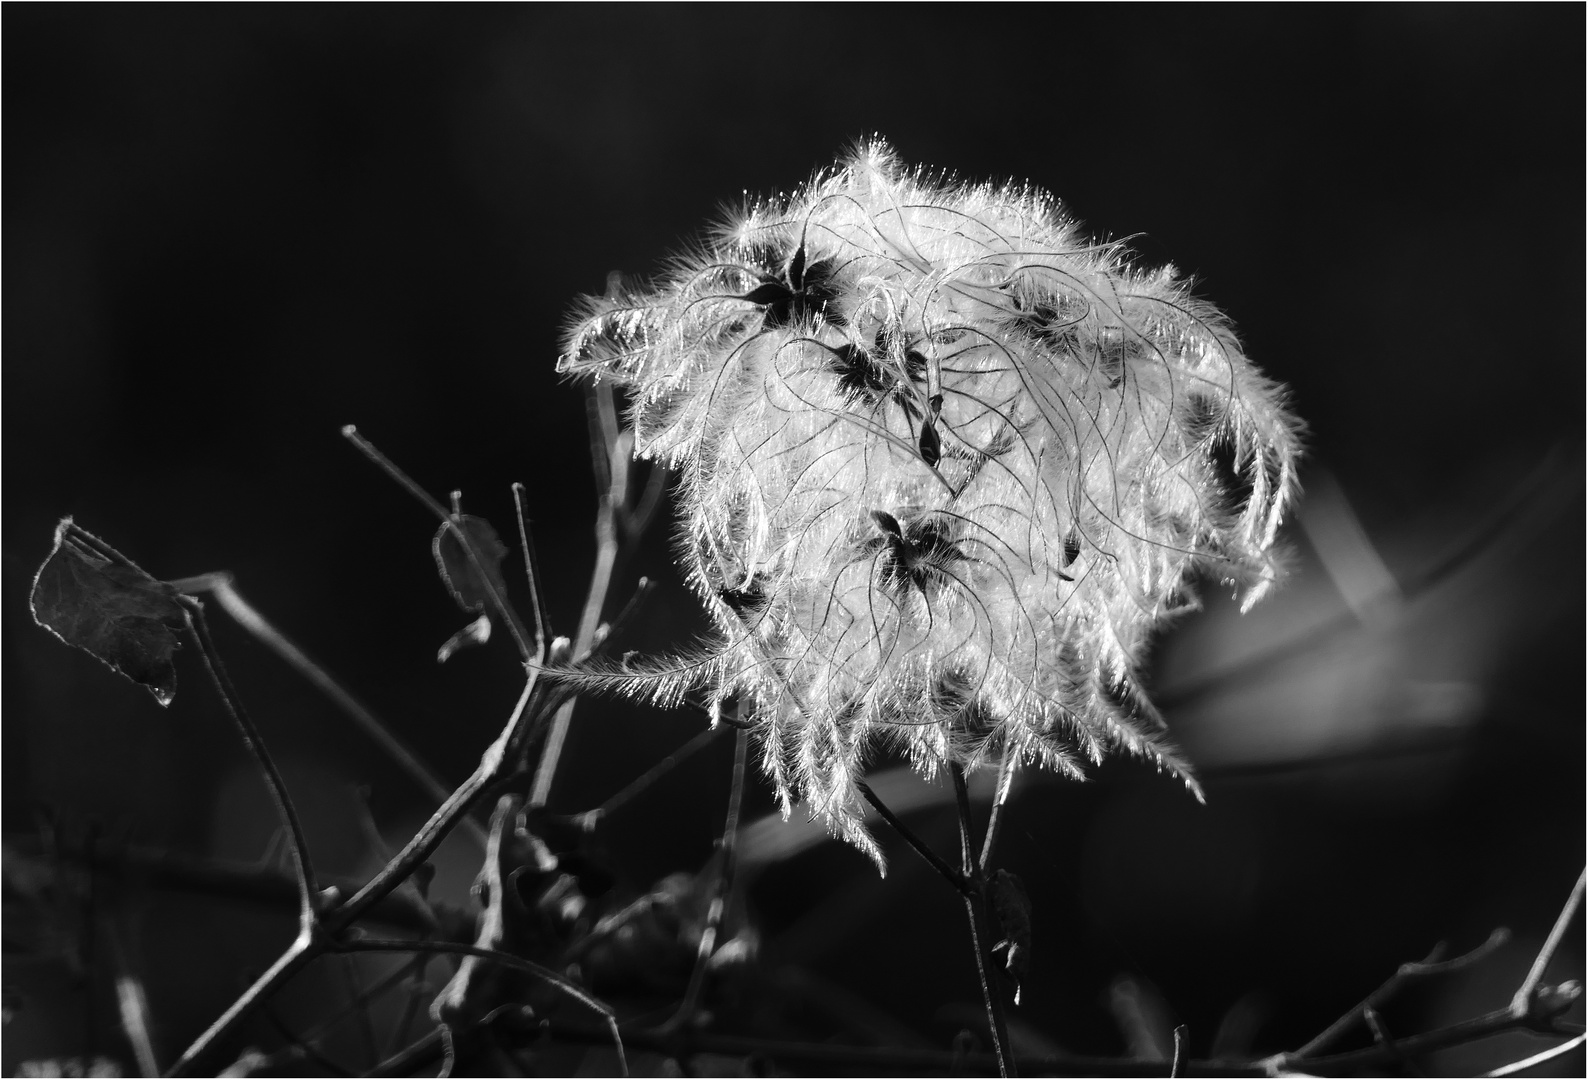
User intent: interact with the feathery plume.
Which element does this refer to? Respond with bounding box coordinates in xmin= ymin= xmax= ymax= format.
xmin=558 ymin=139 xmax=1302 ymax=868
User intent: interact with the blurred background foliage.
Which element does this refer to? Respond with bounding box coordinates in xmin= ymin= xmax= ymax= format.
xmin=4 ymin=5 xmax=1582 ymax=1075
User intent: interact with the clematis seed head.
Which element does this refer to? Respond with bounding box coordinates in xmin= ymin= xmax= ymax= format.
xmin=557 ymin=139 xmax=1302 ymax=870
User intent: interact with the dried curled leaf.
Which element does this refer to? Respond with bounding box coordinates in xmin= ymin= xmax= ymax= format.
xmin=432 ymin=513 xmax=512 ymax=659
xmin=432 ymin=514 xmax=511 ymax=615
xmin=437 ymin=613 xmax=492 ymax=663
xmin=30 ymin=518 xmax=186 ymax=706
xmin=988 ymin=868 xmax=1032 ymax=1003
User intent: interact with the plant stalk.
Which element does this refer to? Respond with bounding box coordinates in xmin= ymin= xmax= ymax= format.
xmin=952 ymin=763 xmax=1016 ymax=1078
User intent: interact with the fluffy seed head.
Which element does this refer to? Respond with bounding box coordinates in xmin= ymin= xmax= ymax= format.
xmin=559 ymin=140 xmax=1302 ymax=868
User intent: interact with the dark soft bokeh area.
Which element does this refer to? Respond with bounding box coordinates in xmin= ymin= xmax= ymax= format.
xmin=5 ymin=6 xmax=1583 ymax=1076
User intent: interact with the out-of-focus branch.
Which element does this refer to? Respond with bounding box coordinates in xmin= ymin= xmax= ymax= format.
xmin=180 ymin=598 xmax=318 ymax=924
xmin=368 ymin=886 xmax=1585 ymax=1079
xmin=485 ymin=999 xmax=1584 ymax=1079
xmin=1269 ymin=870 xmax=1587 ymax=1077
xmin=1487 ymin=1033 xmax=1587 ymax=1077
xmin=530 ymin=380 xmax=665 ymax=809
xmin=658 ymin=726 xmax=747 ymax=1033
xmin=343 ymin=426 xmax=534 ymax=664
xmin=1159 ymin=443 xmax=1577 ymax=711
xmin=1292 ymin=929 xmax=1509 ymax=1058
xmin=1511 ymin=867 xmax=1586 ymax=1018
xmin=165 ymin=572 xmax=486 ymax=851
xmin=856 ymin=780 xmax=968 ymax=895
xmin=3 ymin=839 xmax=458 ymax=940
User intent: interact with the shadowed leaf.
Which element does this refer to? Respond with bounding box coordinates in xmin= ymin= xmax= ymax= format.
xmin=432 ymin=514 xmax=510 ymax=615
xmin=918 ymin=417 xmax=941 ymax=467
xmin=30 ymin=518 xmax=186 ymax=706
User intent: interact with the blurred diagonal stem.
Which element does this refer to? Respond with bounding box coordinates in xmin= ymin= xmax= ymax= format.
xmin=170 ymin=431 xmax=626 ymax=1077
xmin=856 ymin=780 xmax=968 ymax=894
xmin=660 ymin=724 xmax=748 ymax=1034
xmin=1159 ymin=442 xmax=1577 ymax=710
xmin=166 ymin=572 xmax=486 ymax=850
xmin=179 ymin=596 xmax=319 ymax=922
xmin=168 ymin=670 xmax=557 ymax=1076
xmin=335 ymin=938 xmax=625 ymax=1075
xmin=1510 ymin=867 xmax=1586 ymax=1018
xmin=531 ymin=381 xmax=666 ymax=808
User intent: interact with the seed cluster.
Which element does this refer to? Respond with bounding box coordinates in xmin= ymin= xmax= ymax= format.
xmin=559 ymin=141 xmax=1301 ymax=867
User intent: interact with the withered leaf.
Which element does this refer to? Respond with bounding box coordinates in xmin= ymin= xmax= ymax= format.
xmin=437 ymin=613 xmax=492 ymax=664
xmin=988 ymin=868 xmax=1032 ymax=1001
xmin=432 ymin=514 xmax=511 ymax=615
xmin=30 ymin=518 xmax=186 ymax=706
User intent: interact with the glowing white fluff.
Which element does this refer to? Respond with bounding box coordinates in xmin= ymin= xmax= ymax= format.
xmin=558 ymin=140 xmax=1302 ymax=868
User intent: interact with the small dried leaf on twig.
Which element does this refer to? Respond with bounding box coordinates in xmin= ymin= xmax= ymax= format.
xmin=30 ymin=518 xmax=187 ymax=706
xmin=437 ymin=614 xmax=492 ymax=664
xmin=432 ymin=514 xmax=511 ymax=615
xmin=988 ymin=868 xmax=1032 ymax=1002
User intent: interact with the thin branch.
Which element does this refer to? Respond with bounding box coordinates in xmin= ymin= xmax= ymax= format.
xmin=1170 ymin=1025 xmax=1188 ymax=1079
xmin=1292 ymin=941 xmax=1446 ymax=1059
xmin=529 ymin=386 xmax=629 ymax=809
xmin=586 ymin=376 xmax=620 ymax=496
xmin=293 ymin=954 xmax=433 ymax=1053
xmin=1404 ymin=928 xmax=1509 ymax=977
xmin=364 ymin=1002 xmax=1588 ymax=1080
xmin=366 ymin=1027 xmax=443 ymax=1078
xmin=529 ymin=499 xmax=618 ymax=807
xmin=166 ymin=929 xmax=318 ymax=1077
xmin=551 ymin=1020 xmax=1259 ymax=1076
xmin=1284 ymin=1001 xmax=1583 ymax=1075
xmin=340 ymin=676 xmax=539 ymax=923
xmin=115 ymin=978 xmax=159 ymax=1078
xmin=261 ymin=1002 xmax=356 ymax=1077
xmin=623 ymin=456 xmax=668 ymax=539
xmin=1487 ymin=1033 xmax=1586 ymax=1077
xmin=587 ymin=576 xmax=656 ymax=654
xmin=336 ymin=938 xmax=627 ymax=1077
xmin=167 ymin=674 xmax=551 ymax=1077
xmin=571 ymin=1005 xmax=1588 ymax=1078
xmin=856 ymin=779 xmax=968 ymax=894
xmin=342 ymin=425 xmax=532 ymax=663
xmin=386 ymin=963 xmax=433 ymax=1061
xmin=104 ymin=915 xmax=159 ymax=1078
xmin=952 ymin=763 xmax=1015 ymax=1078
xmin=1362 ymin=1007 xmax=1413 ymax=1073
xmin=1511 ymin=867 xmax=1586 ymax=1018
xmin=335 ymin=954 xmax=381 ymax=1067
xmin=510 ymin=482 xmax=551 ymax=661
xmin=979 ymin=743 xmax=1018 ymax=875
xmin=576 ymin=725 xmax=721 ymax=829
xmin=664 ymin=726 xmax=748 ymax=1031
xmin=180 ymin=597 xmax=318 ymax=922
xmin=336 ymin=939 xmax=607 ymax=1028
xmin=1290 ymin=929 xmax=1508 ymax=1060
xmin=10 ymin=837 xmax=450 ymax=938
xmin=167 ymin=572 xmax=485 ymax=850
xmin=442 ymin=490 xmax=538 ymax=663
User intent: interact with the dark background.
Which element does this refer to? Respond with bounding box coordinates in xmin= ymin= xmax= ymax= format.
xmin=5 ymin=5 xmax=1583 ymax=1075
